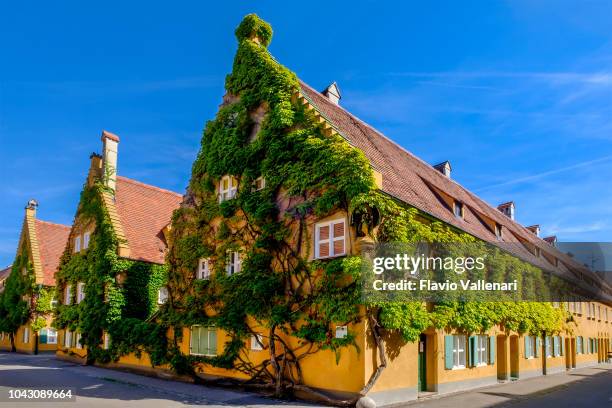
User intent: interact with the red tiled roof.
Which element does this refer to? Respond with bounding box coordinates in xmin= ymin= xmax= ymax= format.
xmin=114 ymin=176 xmax=182 ymax=264
xmin=35 ymin=220 xmax=71 ymax=286
xmin=0 ymin=266 xmax=10 ymax=281
xmin=299 ymin=81 xmax=608 ymax=293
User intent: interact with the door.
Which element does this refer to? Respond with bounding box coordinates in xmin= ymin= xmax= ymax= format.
xmin=497 ymin=335 xmax=507 ymax=380
xmin=418 ymin=334 xmax=427 ymax=392
xmin=510 ymin=335 xmax=519 ymax=379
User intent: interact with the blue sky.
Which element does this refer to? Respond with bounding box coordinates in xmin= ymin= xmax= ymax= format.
xmin=1 ymin=1 xmax=611 ymax=267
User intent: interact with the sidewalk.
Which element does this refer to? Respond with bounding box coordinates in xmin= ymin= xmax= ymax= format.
xmin=406 ymin=363 xmax=611 ymax=408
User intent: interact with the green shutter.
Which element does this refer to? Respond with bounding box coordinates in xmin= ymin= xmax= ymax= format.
xmin=469 ymin=336 xmax=477 ymax=367
xmin=535 ymin=337 xmax=541 ymax=357
xmin=199 ymin=327 xmax=208 ymax=355
xmin=444 ymin=335 xmax=454 ymax=369
xmin=208 ymin=328 xmax=217 ymax=355
xmin=189 ymin=326 xmax=198 ymax=354
xmin=39 ymin=329 xmax=47 ymax=344
xmin=525 ymin=336 xmax=531 ymax=359
xmin=489 ymin=336 xmax=495 ymax=365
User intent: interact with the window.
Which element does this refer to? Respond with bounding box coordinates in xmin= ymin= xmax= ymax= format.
xmin=103 ymin=332 xmax=110 ymax=350
xmin=197 ymin=258 xmax=211 ymax=280
xmin=545 ymin=336 xmax=552 ymax=358
xmin=190 ymin=326 xmax=217 ymax=356
xmin=75 ymin=332 xmax=82 ymax=349
xmin=74 ymin=236 xmax=81 ymax=253
xmin=251 ymin=334 xmax=263 ymax=351
xmin=64 ymin=330 xmax=73 ymax=348
xmin=452 ymin=335 xmax=466 ymax=369
xmin=83 ymin=232 xmax=91 ymax=249
xmin=453 ymin=201 xmax=464 ymax=218
xmin=315 ymin=219 xmax=346 ymax=259
xmin=50 ymin=298 xmax=58 ymax=308
xmin=64 ymin=285 xmax=72 ymax=305
xmin=525 ymin=335 xmax=537 ymax=358
xmin=253 ymin=177 xmax=266 ymax=191
xmin=157 ymin=287 xmax=169 ymax=304
xmin=476 ymin=335 xmax=489 ymax=366
xmin=23 ymin=327 xmax=30 ymax=344
xmin=76 ymin=282 xmax=85 ymax=304
xmin=335 ymin=326 xmax=348 ymax=339
xmin=218 ymin=175 xmax=237 ymax=203
xmin=40 ymin=328 xmax=57 ymax=345
xmin=226 ymin=251 xmax=242 ymax=275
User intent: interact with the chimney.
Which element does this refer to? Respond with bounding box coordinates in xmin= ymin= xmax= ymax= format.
xmin=433 ymin=161 xmax=452 ymax=178
xmin=322 ymin=82 xmax=341 ymax=105
xmin=25 ymin=199 xmax=38 ymax=216
xmin=101 ymin=130 xmax=120 ymax=191
xmin=87 ymin=152 xmax=103 ymax=187
xmin=498 ymin=201 xmax=515 ymax=220
xmin=526 ymin=225 xmax=541 ymax=237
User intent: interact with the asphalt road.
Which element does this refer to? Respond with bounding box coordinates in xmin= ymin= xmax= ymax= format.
xmin=0 ymin=352 xmax=610 ymax=408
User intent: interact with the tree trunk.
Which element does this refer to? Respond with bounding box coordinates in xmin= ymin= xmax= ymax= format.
xmin=34 ymin=333 xmax=39 ymax=355
xmin=9 ymin=332 xmax=16 ymax=352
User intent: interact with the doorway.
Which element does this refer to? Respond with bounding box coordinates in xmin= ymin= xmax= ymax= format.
xmin=418 ymin=334 xmax=427 ymax=392
xmin=496 ymin=335 xmax=508 ymax=380
xmin=510 ymin=335 xmax=519 ymax=379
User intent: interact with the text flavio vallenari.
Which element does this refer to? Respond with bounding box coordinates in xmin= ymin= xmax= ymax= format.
xmin=371 ymin=254 xmax=518 ymax=292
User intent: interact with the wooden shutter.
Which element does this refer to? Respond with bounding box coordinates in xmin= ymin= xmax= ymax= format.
xmin=525 ymin=336 xmax=531 ymax=359
xmin=318 ymin=225 xmax=330 ymax=258
xmin=444 ymin=335 xmax=454 ymax=369
xmin=469 ymin=336 xmax=477 ymax=367
xmin=332 ymin=221 xmax=345 ymax=256
xmin=489 ymin=336 xmax=495 ymax=365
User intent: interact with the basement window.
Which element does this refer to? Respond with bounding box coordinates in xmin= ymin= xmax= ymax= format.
xmin=218 ymin=175 xmax=238 ymax=203
xmin=453 ymin=201 xmax=464 ymax=219
xmin=315 ymin=219 xmax=346 ymax=259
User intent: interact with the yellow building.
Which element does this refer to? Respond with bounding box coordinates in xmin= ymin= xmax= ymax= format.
xmin=0 ymin=201 xmax=70 ymax=354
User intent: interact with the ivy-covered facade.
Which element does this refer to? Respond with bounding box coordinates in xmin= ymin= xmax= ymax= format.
xmin=53 ymin=131 xmax=181 ymax=366
xmin=0 ymin=200 xmax=70 ymax=354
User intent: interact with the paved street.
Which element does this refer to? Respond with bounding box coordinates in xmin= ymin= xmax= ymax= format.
xmin=0 ymin=352 xmax=610 ymax=408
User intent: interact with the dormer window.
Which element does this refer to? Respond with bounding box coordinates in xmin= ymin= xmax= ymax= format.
xmin=197 ymin=258 xmax=211 ymax=280
xmin=74 ymin=236 xmax=81 ymax=253
xmin=453 ymin=201 xmax=464 ymax=218
xmin=495 ymin=223 xmax=502 ymax=239
xmin=83 ymin=232 xmax=91 ymax=249
xmin=253 ymin=177 xmax=266 ymax=191
xmin=219 ymin=175 xmax=237 ymax=203
xmin=226 ymin=251 xmax=242 ymax=275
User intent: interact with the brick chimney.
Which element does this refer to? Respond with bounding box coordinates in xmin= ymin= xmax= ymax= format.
xmin=498 ymin=201 xmax=515 ymax=220
xmin=101 ymin=130 xmax=120 ymax=191
xmin=322 ymin=82 xmax=341 ymax=105
xmin=433 ymin=161 xmax=452 ymax=178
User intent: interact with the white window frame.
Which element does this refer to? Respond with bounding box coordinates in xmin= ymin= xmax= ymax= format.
xmin=198 ymin=258 xmax=211 ymax=280
xmin=251 ymin=333 xmax=264 ymax=351
xmin=64 ymin=285 xmax=72 ymax=305
xmin=335 ymin=325 xmax=348 ymax=339
xmin=83 ymin=231 xmax=91 ymax=249
xmin=452 ymin=335 xmax=466 ymax=369
xmin=253 ymin=176 xmax=266 ymax=191
xmin=76 ymin=282 xmax=85 ymax=304
xmin=103 ymin=332 xmax=110 ymax=350
xmin=23 ymin=327 xmax=30 ymax=344
xmin=476 ymin=335 xmax=489 ymax=366
xmin=226 ymin=251 xmax=242 ymax=275
xmin=189 ymin=325 xmax=217 ymax=357
xmin=74 ymin=235 xmax=81 ymax=253
xmin=314 ymin=219 xmax=346 ymax=259
xmin=528 ymin=336 xmax=537 ymax=359
xmin=157 ymin=287 xmax=169 ymax=304
xmin=64 ymin=330 xmax=73 ymax=348
xmin=47 ymin=328 xmax=57 ymax=344
xmin=75 ymin=332 xmax=82 ymax=349
xmin=218 ymin=175 xmax=238 ymax=203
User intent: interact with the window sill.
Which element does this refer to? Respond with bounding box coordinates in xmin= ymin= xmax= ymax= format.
xmin=189 ymin=353 xmax=217 ymax=357
xmin=314 ymin=253 xmax=347 ymax=261
xmin=451 ymin=365 xmax=466 ymax=370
